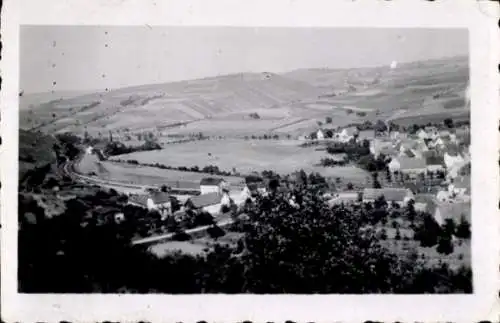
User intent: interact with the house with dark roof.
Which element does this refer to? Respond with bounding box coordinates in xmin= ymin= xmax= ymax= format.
xmin=362 ymin=188 xmax=413 ymax=205
xmin=147 ymin=191 xmax=172 ymax=219
xmin=185 ymin=191 xmax=232 ymax=215
xmin=200 ymin=177 xmax=227 ymax=195
xmin=425 ymin=155 xmax=446 ymax=173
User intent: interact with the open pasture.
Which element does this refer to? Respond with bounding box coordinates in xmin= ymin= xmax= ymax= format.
xmin=77 ymin=153 xmax=245 ymax=189
xmin=111 ymin=139 xmax=370 ymax=182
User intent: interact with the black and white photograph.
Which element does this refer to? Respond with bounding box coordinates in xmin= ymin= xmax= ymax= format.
xmin=17 ymin=26 xmax=473 ymax=294
xmin=2 ymin=1 xmax=499 ymax=322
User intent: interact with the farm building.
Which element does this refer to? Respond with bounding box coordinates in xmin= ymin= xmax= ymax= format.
xmin=398 ymin=157 xmax=427 ymax=176
xmin=370 ymin=139 xmax=395 ymax=157
xmin=433 ymin=201 xmax=471 ymax=226
xmin=316 ymin=129 xmax=325 ymax=140
xmin=244 ymin=174 xmax=268 ymax=194
xmin=388 ymin=156 xmax=427 ymax=175
xmin=147 ymin=191 xmax=172 ymax=219
xmin=362 ymin=188 xmax=414 ymax=205
xmin=200 ymin=177 xmax=227 ymax=195
xmin=327 ymin=192 xmax=360 ymax=206
xmin=185 ymin=191 xmax=231 ymax=215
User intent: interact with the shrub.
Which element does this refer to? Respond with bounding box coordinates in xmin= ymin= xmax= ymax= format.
xmin=172 ymin=231 xmax=191 ymax=241
xmin=436 ymin=234 xmax=454 ymax=255
xmin=207 ymin=225 xmax=226 ymax=240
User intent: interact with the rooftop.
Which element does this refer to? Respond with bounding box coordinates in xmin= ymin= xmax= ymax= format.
xmin=398 ymin=156 xmax=427 ymax=170
xmin=188 ymin=192 xmax=222 ymax=208
xmin=436 ymin=201 xmax=471 ymax=223
xmin=425 ymin=155 xmax=445 ymax=166
xmin=363 ymin=188 xmax=410 ymax=202
xmin=151 ymin=191 xmax=171 ymax=204
xmin=200 ymin=177 xmax=225 ymax=186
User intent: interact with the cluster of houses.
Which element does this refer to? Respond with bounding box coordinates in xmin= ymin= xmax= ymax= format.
xmin=306 ymin=126 xmax=360 ymax=143
xmin=327 ymin=124 xmax=471 ymax=227
xmin=127 ymin=175 xmax=268 ymax=222
xmin=373 ymin=126 xmax=470 ymax=181
xmin=121 ymin=123 xmax=471 ymax=237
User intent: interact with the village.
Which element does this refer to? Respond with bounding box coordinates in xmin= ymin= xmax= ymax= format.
xmin=104 ymin=117 xmax=471 ymax=246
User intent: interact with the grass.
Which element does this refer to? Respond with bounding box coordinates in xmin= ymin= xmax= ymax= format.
xmin=77 ymin=153 xmax=245 ymax=189
xmin=148 ymin=232 xmax=244 ymax=258
xmin=109 ymin=139 xmax=370 ymax=183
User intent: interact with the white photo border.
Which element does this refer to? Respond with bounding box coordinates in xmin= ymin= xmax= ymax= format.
xmin=2 ymin=0 xmax=499 ymax=322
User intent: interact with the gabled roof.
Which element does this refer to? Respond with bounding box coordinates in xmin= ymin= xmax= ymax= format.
xmin=341 ymin=126 xmax=359 ymax=136
xmin=363 ymin=188 xmax=410 ymax=202
xmin=128 ymin=194 xmax=149 ymax=206
xmin=245 ymin=174 xmax=264 ymax=184
xmin=188 ymin=192 xmax=222 ymax=208
xmin=151 ymin=191 xmax=171 ymax=204
xmin=398 ymin=157 xmax=427 ymax=170
xmin=200 ymin=177 xmax=225 ymax=186
xmin=425 ymin=155 xmax=445 ymax=166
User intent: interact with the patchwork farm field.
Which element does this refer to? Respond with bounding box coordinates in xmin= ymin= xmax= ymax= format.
xmin=21 ymin=56 xmax=469 ymax=140
xmin=110 ymin=139 xmax=370 ymax=183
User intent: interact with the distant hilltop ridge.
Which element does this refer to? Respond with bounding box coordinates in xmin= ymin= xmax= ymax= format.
xmin=20 ymin=55 xmax=469 ymax=136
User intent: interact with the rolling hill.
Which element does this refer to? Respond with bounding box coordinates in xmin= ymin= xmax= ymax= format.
xmin=20 ymin=56 xmax=469 ymax=137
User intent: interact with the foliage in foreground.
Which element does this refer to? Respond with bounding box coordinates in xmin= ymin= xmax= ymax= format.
xmin=18 ymin=186 xmax=472 ymax=294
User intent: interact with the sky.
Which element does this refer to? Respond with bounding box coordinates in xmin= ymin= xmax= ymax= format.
xmin=20 ymin=26 xmax=468 ymax=94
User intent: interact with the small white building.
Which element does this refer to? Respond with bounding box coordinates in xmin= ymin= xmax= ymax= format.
xmin=416 ymin=129 xmax=428 ymax=140
xmin=316 ymin=129 xmax=325 ymax=140
xmin=336 ymin=127 xmax=358 ymax=143
xmin=147 ymin=191 xmax=172 ymax=220
xmin=388 ymin=158 xmax=401 ymax=173
xmin=200 ymin=177 xmax=227 ymax=195
xmin=85 ymin=146 xmax=94 ymax=155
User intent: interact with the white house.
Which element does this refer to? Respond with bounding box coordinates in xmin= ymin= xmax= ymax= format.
xmin=388 ymin=158 xmax=401 ymax=173
xmin=85 ymin=146 xmax=94 ymax=155
xmin=146 ymin=191 xmax=172 ymax=220
xmin=200 ymin=177 xmax=227 ymax=195
xmin=336 ymin=127 xmax=358 ymax=143
xmin=417 ymin=129 xmax=428 ymax=140
xmin=316 ymin=129 xmax=325 ymax=140
xmin=443 ymin=152 xmax=465 ymax=170
xmin=362 ymin=188 xmax=414 ymax=206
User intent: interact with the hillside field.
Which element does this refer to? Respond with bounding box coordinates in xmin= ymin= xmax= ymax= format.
xmin=20 ymin=56 xmax=469 ymax=138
